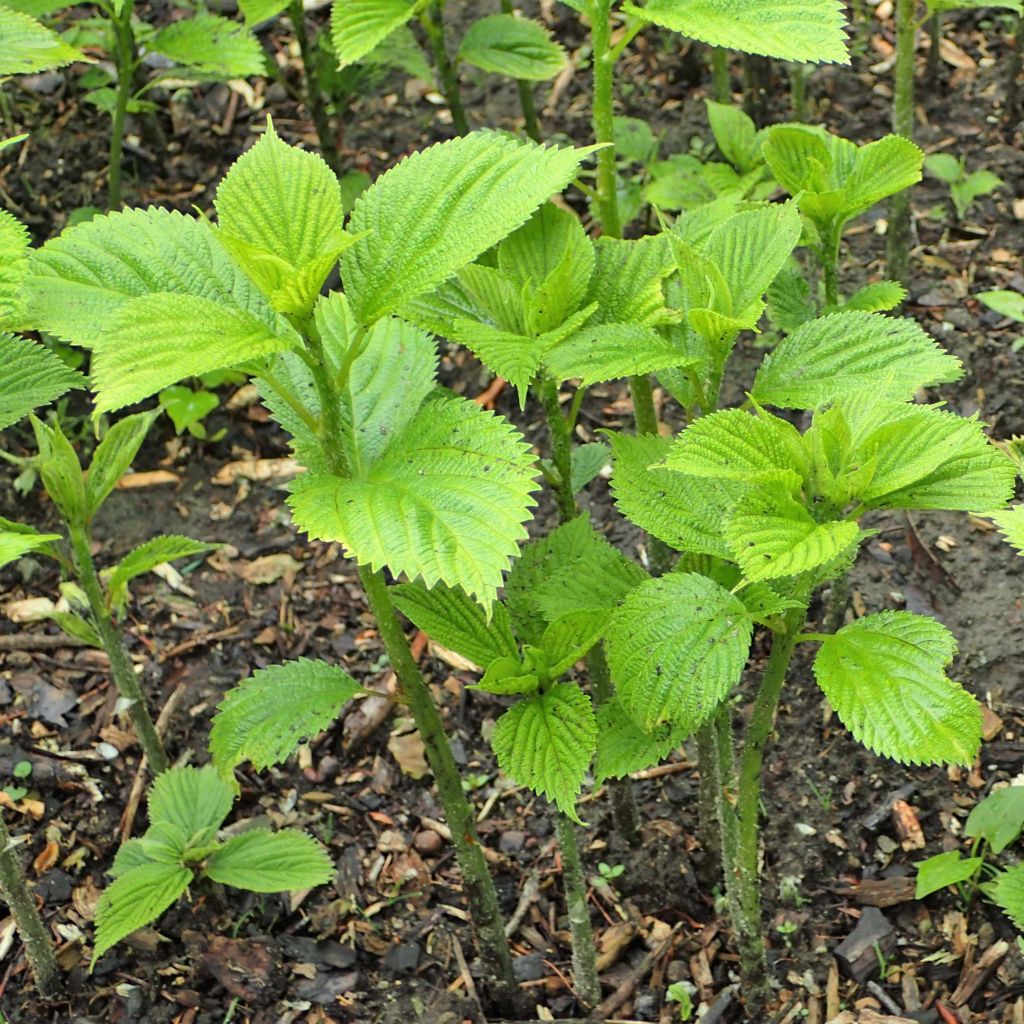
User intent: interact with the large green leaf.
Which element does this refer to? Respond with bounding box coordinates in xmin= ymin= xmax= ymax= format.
xmin=0 ymin=210 xmax=29 ymax=329
xmin=93 ymin=862 xmax=193 ymax=964
xmin=106 ymin=535 xmax=217 ymax=612
xmin=752 ymin=312 xmax=962 ymax=409
xmin=149 ymin=14 xmax=265 ymax=79
xmin=205 ymin=829 xmax=334 ymax=892
xmin=211 ymin=659 xmax=363 ymax=776
xmin=605 ymin=573 xmax=752 ymax=732
xmin=148 ymin=765 xmax=235 ymax=838
xmin=391 ymin=580 xmax=519 ymax=668
xmin=491 ymin=683 xmax=596 ymax=821
xmin=624 ymin=0 xmax=849 ymax=64
xmin=0 ymin=333 xmax=84 ymax=430
xmin=288 ymin=394 xmax=538 ymax=604
xmin=341 ymin=132 xmax=592 ymax=325
xmin=0 ymin=6 xmax=85 ymax=74
xmin=541 ymin=608 xmax=611 ymax=677
xmin=812 ymin=611 xmax=981 ymax=766
xmin=584 ymin=235 xmax=675 ymax=327
xmin=330 ymin=0 xmax=416 ymax=67
xmin=458 ymin=13 xmax=566 ymax=80
xmin=215 ymin=121 xmax=348 ymax=315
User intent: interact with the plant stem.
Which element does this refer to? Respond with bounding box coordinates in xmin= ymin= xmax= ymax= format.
xmin=789 ymin=63 xmax=807 ymax=120
xmin=729 ymin=602 xmax=808 ymax=1016
xmin=821 ymin=224 xmax=842 ymax=308
xmin=358 ymin=566 xmax=518 ymax=1006
xmin=0 ymin=816 xmax=61 ymax=998
xmin=289 ymin=0 xmax=341 ymax=175
xmin=710 ymin=47 xmax=730 ymax=101
xmin=554 ymin=812 xmax=601 ymax=1009
xmin=422 ymin=0 xmax=469 ymax=134
xmin=107 ymin=0 xmax=135 ymax=208
xmin=741 ymin=54 xmax=771 ymax=126
xmin=500 ymin=0 xmax=542 ymax=140
xmin=539 ymin=377 xmax=578 ymax=524
xmin=886 ymin=0 xmax=916 ymax=287
xmin=926 ymin=12 xmax=941 ymax=81
xmin=69 ymin=527 xmax=169 ymax=775
xmin=695 ymin=719 xmax=723 ymax=887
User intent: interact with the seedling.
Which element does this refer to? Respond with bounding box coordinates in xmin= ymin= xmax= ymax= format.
xmin=93 ymin=765 xmax=333 ymax=964
xmin=924 ymin=152 xmax=1004 ymax=221
xmin=667 ymin=980 xmax=695 ymax=1021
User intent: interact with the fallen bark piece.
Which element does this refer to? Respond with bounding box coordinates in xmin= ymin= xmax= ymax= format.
xmin=949 ymin=939 xmax=1009 ymax=1006
xmin=892 ymin=799 xmax=925 ymax=850
xmin=836 ymin=875 xmax=916 ymax=907
xmin=835 ymin=907 xmax=896 ymax=982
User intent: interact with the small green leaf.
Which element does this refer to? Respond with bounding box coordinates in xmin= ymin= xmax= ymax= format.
xmin=330 ymin=0 xmax=415 ymax=67
xmin=541 ymin=608 xmax=610 ymax=677
xmin=0 ymin=333 xmax=84 ymax=431
xmin=149 ymin=14 xmax=265 ymax=79
xmin=841 ymin=280 xmax=907 ymax=314
xmin=106 ymin=536 xmax=216 ymax=613
xmin=211 ymin=658 xmax=363 ymax=776
xmin=148 ymin=765 xmax=235 ymax=838
xmin=48 ymin=610 xmax=102 ymax=648
xmin=491 ymin=683 xmax=596 ymax=822
xmin=964 ymin=786 xmax=1024 ymax=855
xmin=93 ymin=862 xmax=193 ymax=965
xmin=458 ymin=14 xmax=566 ymax=80
xmin=0 ymin=210 xmax=30 ymax=329
xmin=812 ymin=611 xmax=981 ymax=766
xmin=0 ymin=527 xmax=61 ymax=571
xmin=593 ymin=696 xmax=679 ymax=783
xmin=471 ymin=657 xmax=539 ymax=695
xmin=31 ymin=415 xmax=86 ymax=526
xmin=85 ymin=410 xmax=159 ymax=520
xmin=987 ymin=505 xmax=1024 ymax=555
xmin=205 ymin=829 xmax=334 ymax=892
xmin=915 ymin=850 xmax=984 ymax=899
xmin=605 ymin=573 xmax=752 ymax=732
xmin=0 ymin=5 xmax=85 ymax=75
xmin=570 ymin=442 xmax=609 ymax=494
xmin=978 ymin=289 xmax=1024 ymax=324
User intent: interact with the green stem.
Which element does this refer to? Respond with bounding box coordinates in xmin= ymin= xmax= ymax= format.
xmin=500 ymin=0 xmax=542 ymax=141
xmin=107 ymin=0 xmax=135 ymax=208
xmin=554 ymin=812 xmax=601 ymax=1008
xmin=886 ymin=0 xmax=916 ymax=287
xmin=359 ymin=566 xmax=518 ymax=1005
xmin=422 ymin=1 xmax=469 ymax=134
xmin=789 ymin=63 xmax=807 ymax=120
xmin=821 ymin=225 xmax=842 ymax=308
xmin=926 ymin=12 xmax=941 ymax=81
xmin=711 ymin=47 xmax=730 ymax=102
xmin=289 ymin=0 xmax=341 ymax=175
xmin=695 ymin=719 xmax=723 ymax=887
xmin=70 ymin=527 xmax=169 ymax=775
xmin=730 ymin=602 xmax=808 ymax=1015
xmin=590 ymin=3 xmax=621 ymax=240
xmin=0 ymin=816 xmax=61 ymax=998
xmin=539 ymin=377 xmax=577 ymax=523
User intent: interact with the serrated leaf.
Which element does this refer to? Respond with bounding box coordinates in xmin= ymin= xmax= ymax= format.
xmin=148 ymin=765 xmax=234 ymax=838
xmin=752 ymin=312 xmax=961 ymax=409
xmin=766 ymin=265 xmax=816 ymax=333
xmin=812 ymin=610 xmax=981 ymax=766
xmin=471 ymin=656 xmax=539 ymax=695
xmin=85 ymin=410 xmax=158 ymax=520
xmin=341 ymin=132 xmax=592 ymax=325
xmin=238 ymin=0 xmax=287 ymax=23
xmin=544 ymin=322 xmax=696 ymax=387
xmin=541 ymin=608 xmax=610 ymax=677
xmin=585 ymin=235 xmax=675 ymax=326
xmin=391 ymin=581 xmax=519 ymax=669
xmin=106 ymin=535 xmax=217 ymax=612
xmin=705 ymin=100 xmax=762 ymax=174
xmin=48 ymin=610 xmax=101 ymax=647
xmin=330 ymin=0 xmax=415 ymax=67
xmin=504 ymin=514 xmax=646 ymax=644
xmin=491 ymin=683 xmax=596 ymax=821
xmin=458 ymin=13 xmax=566 ymax=80
xmin=149 ymin=14 xmax=265 ymax=79
xmin=0 ymin=333 xmax=84 ymax=430
xmin=605 ymin=573 xmax=752 ymax=732
xmin=31 ymin=415 xmax=86 ymax=525
xmin=609 ymin=432 xmax=734 ymax=558
xmin=964 ymin=786 xmax=1024 ymax=855
xmin=0 ymin=527 xmax=62 ymax=571
xmin=0 ymin=5 xmax=85 ymax=74
xmin=0 ymin=210 xmax=30 ymax=329
xmin=570 ymin=442 xmax=609 ymax=494
xmin=288 ymin=394 xmax=538 ymax=605
xmin=205 ymin=828 xmax=334 ymax=892
xmin=915 ymin=851 xmax=985 ymax=899
xmin=987 ymin=505 xmax=1024 ymax=554
xmin=841 ymin=280 xmax=906 ymax=314
xmin=725 ymin=487 xmax=861 ymax=581
xmin=109 ymin=838 xmax=153 ymax=879
xmin=215 ymin=121 xmax=348 ymax=315
xmin=843 ymin=135 xmax=925 ymax=219
xmin=93 ymin=862 xmax=193 ymax=964
xmin=592 ymin=696 xmax=679 ymax=783
xmin=624 ymin=0 xmax=849 ymax=64
xmin=989 ymin=864 xmax=1024 ymax=930
xmin=211 ymin=658 xmax=362 ymax=775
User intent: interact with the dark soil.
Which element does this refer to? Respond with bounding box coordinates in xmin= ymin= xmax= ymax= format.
xmin=1 ymin=4 xmax=1023 ymax=1023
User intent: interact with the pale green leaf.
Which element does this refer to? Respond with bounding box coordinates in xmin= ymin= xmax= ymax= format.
xmin=812 ymin=610 xmax=981 ymax=766
xmin=584 ymin=235 xmax=675 ymax=326
xmin=0 ymin=209 xmax=30 ymax=329
xmin=541 ymin=608 xmax=610 ymax=677
xmin=989 ymin=864 xmax=1024 ymax=930
xmin=752 ymin=311 xmax=962 ymax=409
xmin=288 ymin=395 xmax=538 ymax=604
xmin=31 ymin=415 xmax=86 ymax=525
xmin=841 ymin=280 xmax=907 ymax=314
xmin=106 ymin=535 xmax=216 ymax=612
xmin=987 ymin=505 xmax=1024 ymax=554
xmin=205 ymin=829 xmax=334 ymax=892
xmin=978 ymin=290 xmax=1024 ymax=323
xmin=593 ymin=696 xmax=679 ymax=783
xmin=605 ymin=573 xmax=752 ymax=732
xmin=843 ymin=134 xmax=924 ymax=219
xmin=915 ymin=851 xmax=984 ymax=899
xmin=964 ymin=786 xmax=1024 ymax=855
xmin=624 ymin=0 xmax=849 ymax=64
xmin=0 ymin=528 xmax=62 ymax=571
xmin=148 ymin=765 xmax=235 ymax=838
xmin=93 ymin=862 xmax=193 ymax=963
xmin=48 ymin=610 xmax=101 ymax=648
xmin=491 ymin=683 xmax=596 ymax=821
xmin=149 ymin=14 xmax=265 ymax=79
xmin=215 ymin=120 xmax=347 ymax=315
xmin=705 ymin=99 xmax=762 ymax=174
xmin=211 ymin=658 xmax=362 ymax=776
xmin=109 ymin=838 xmax=153 ymax=879
xmin=458 ymin=13 xmax=566 ymax=80
xmin=341 ymin=132 xmax=592 ymax=325
xmin=85 ymin=411 xmax=158 ymax=520
xmin=0 ymin=6 xmax=84 ymax=74
xmin=238 ymin=0 xmax=287 ymax=24
xmin=330 ymin=0 xmax=415 ymax=67
xmin=0 ymin=333 xmax=84 ymax=430
xmin=391 ymin=581 xmax=519 ymax=668
xmin=472 ymin=657 xmax=539 ymax=695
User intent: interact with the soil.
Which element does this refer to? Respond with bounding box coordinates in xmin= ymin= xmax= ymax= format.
xmin=1 ymin=4 xmax=1024 ymax=1023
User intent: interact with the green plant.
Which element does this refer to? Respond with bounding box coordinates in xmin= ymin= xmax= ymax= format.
xmin=0 ymin=3 xmax=85 ymax=77
xmin=925 ymin=151 xmax=1004 ymax=220
xmin=93 ymin=765 xmax=333 ymax=963
xmin=667 ymin=980 xmax=695 ymax=1021
xmin=21 ymin=121 xmax=598 ymax=1007
xmin=915 ymin=784 xmax=1024 ymax=932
